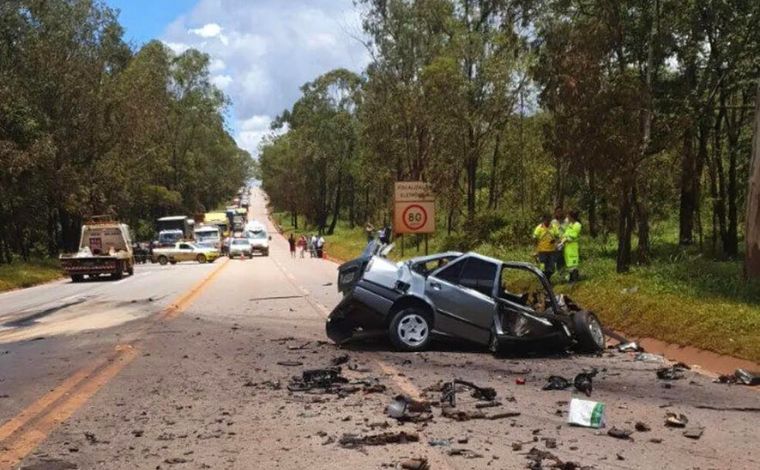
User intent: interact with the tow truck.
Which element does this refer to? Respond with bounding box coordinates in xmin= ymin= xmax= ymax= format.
xmin=59 ymin=217 xmax=135 ymax=282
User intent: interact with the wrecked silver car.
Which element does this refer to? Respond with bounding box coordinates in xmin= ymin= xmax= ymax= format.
xmin=326 ymin=241 xmax=605 ymax=353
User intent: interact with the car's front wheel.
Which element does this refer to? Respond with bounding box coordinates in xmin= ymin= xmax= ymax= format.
xmin=389 ymin=308 xmax=432 ymax=352
xmin=572 ymin=310 xmax=605 ymax=353
xmin=196 ymin=254 xmax=207 ymax=264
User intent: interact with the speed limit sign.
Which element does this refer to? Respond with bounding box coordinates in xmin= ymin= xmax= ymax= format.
xmin=394 ymin=182 xmax=435 ymax=234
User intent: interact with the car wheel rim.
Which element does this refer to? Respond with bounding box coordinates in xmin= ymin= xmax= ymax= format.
xmin=397 ymin=314 xmax=428 ymax=347
xmin=588 ymin=317 xmax=604 ymax=348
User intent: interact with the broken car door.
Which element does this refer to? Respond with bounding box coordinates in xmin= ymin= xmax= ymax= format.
xmin=426 ymin=256 xmax=499 ymax=345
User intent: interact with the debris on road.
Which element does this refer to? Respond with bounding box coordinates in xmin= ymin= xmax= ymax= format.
xmin=573 ymin=369 xmax=597 ymax=396
xmin=664 ymin=412 xmax=689 ymax=428
xmin=338 ymin=431 xmax=419 ymax=448
xmin=525 ymin=447 xmax=586 ymax=469
xmin=657 ymin=364 xmax=688 ymax=380
xmin=446 ymin=448 xmax=483 ymax=459
xmin=440 ymin=379 xmax=497 ymax=407
xmin=428 ymin=438 xmax=451 ymax=447
xmin=607 ymin=427 xmax=633 ymax=440
xmin=683 ymin=427 xmax=704 ymax=440
xmin=287 ymin=367 xmax=348 ymax=392
xmin=441 ymin=406 xmax=520 ymax=422
xmin=635 ymin=352 xmax=665 ymax=363
xmin=617 ymin=341 xmax=642 ymax=352
xmin=567 ymin=398 xmax=605 ymax=428
xmin=635 ymin=421 xmax=651 ymax=432
xmin=277 ymin=360 xmax=304 ymax=367
xmin=400 ymin=457 xmax=430 ymax=470
xmin=542 ymin=376 xmax=571 ymax=391
xmin=714 ymin=368 xmax=760 ymax=385
xmin=386 ymin=395 xmax=433 ymax=422
xmin=331 ymin=354 xmax=350 ymax=366
xmin=286 ymin=342 xmax=311 ymax=350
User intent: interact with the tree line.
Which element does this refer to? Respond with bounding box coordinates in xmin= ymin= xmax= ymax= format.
xmin=0 ymin=0 xmax=252 ymax=262
xmin=260 ymin=0 xmax=760 ymax=274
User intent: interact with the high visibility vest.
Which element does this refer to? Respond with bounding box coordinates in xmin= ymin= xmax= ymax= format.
xmin=533 ymin=224 xmax=557 ymax=253
xmin=563 ymin=221 xmax=581 ymax=268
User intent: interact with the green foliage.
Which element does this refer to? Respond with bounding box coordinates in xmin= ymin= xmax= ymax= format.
xmin=0 ymin=1 xmax=252 ymax=261
xmin=0 ymin=259 xmax=62 ymax=292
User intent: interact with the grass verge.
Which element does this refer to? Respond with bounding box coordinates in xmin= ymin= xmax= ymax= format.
xmin=0 ymin=259 xmax=63 ymax=292
xmin=272 ymin=212 xmax=760 ymax=363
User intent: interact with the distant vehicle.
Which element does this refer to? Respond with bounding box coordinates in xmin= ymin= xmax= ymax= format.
xmin=327 ymin=242 xmax=605 ymax=353
xmin=245 ymin=226 xmax=270 ymax=256
xmin=194 ymin=225 xmax=221 ymax=250
xmin=157 ymin=229 xmax=183 ymax=247
xmin=204 ymin=212 xmax=230 ymax=237
xmin=229 ymin=238 xmax=253 ymax=259
xmin=156 ymin=216 xmax=194 ymax=240
xmin=151 ymin=242 xmax=220 ymax=265
xmin=59 ymin=217 xmax=134 ymax=282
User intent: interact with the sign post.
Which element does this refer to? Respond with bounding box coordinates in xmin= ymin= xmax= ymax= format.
xmin=394 ymin=182 xmax=435 ymax=255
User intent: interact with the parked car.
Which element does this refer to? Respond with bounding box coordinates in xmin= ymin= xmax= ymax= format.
xmin=326 ymin=241 xmax=605 ymax=353
xmin=229 ymin=238 xmax=253 ymax=259
xmin=152 ymin=242 xmax=220 ymax=265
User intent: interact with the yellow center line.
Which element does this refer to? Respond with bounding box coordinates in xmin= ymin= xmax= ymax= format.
xmin=0 ymin=258 xmax=230 ymax=468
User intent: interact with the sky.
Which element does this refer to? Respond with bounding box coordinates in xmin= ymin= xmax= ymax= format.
xmin=106 ymin=0 xmax=370 ymax=157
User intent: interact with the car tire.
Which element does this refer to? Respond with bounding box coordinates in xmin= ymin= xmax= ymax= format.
xmin=169 ymin=260 xmax=177 ymax=265
xmin=196 ymin=254 xmax=207 ymax=264
xmin=158 ymin=256 xmax=168 ymax=266
xmin=71 ymin=274 xmax=83 ymax=283
xmin=388 ymin=308 xmax=432 ymax=352
xmin=127 ymin=265 xmax=134 ymax=276
xmin=572 ymin=310 xmax=605 ymax=353
xmin=263 ymin=249 xmax=269 ymax=257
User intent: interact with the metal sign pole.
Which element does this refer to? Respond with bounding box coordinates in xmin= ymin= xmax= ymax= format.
xmin=425 ymin=234 xmax=428 ymax=255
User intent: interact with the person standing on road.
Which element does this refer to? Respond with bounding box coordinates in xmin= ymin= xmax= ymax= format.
xmin=551 ymin=207 xmax=566 ymax=274
xmin=364 ymin=221 xmax=375 ymax=243
xmin=297 ymin=235 xmax=307 ymax=258
xmin=316 ymin=234 xmax=325 ymax=258
xmin=288 ymin=233 xmax=296 ymax=258
xmin=562 ymin=210 xmax=582 ymax=282
xmin=309 ymin=234 xmax=317 ymax=258
xmin=533 ymin=214 xmax=559 ymax=281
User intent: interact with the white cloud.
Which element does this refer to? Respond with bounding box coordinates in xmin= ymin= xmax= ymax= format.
xmin=211 ymin=74 xmax=233 ymax=89
xmin=189 ymin=23 xmax=222 ymax=38
xmin=161 ymin=0 xmax=370 ymax=158
xmin=163 ymin=41 xmax=190 ymax=54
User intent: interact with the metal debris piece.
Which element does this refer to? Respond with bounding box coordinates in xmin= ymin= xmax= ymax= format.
xmin=441 ymin=406 xmax=519 ymax=421
xmin=400 ymin=458 xmax=430 ymax=470
xmin=683 ymin=427 xmax=704 ymax=440
xmin=331 ymin=354 xmax=350 ymax=366
xmin=635 ymin=421 xmax=651 ymax=432
xmin=475 ymin=401 xmax=502 ymax=409
xmin=715 ymin=368 xmax=760 ymax=385
xmin=440 ymin=379 xmax=497 ymax=407
xmin=428 ymin=438 xmax=451 ymax=447
xmin=607 ymin=427 xmax=633 ymax=440
xmin=386 ymin=395 xmax=433 ymax=422
xmin=446 ymin=448 xmax=483 ymax=459
xmin=657 ymin=365 xmax=687 ymax=380
xmin=287 ymin=367 xmax=348 ymax=392
xmin=542 ymin=376 xmax=571 ymax=391
xmin=635 ymin=352 xmax=665 ymax=363
xmin=338 ymin=431 xmax=419 ymax=449
xmin=574 ymin=370 xmax=597 ymax=397
xmin=664 ymin=412 xmax=689 ymax=428
xmin=277 ymin=361 xmax=303 ymax=367
xmin=617 ymin=342 xmax=642 ymax=352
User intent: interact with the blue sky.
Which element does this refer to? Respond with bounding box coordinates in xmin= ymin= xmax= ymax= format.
xmin=104 ymin=0 xmax=370 ymax=156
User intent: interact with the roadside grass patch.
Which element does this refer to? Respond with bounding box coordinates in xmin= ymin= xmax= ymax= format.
xmin=0 ymin=259 xmax=62 ymax=292
xmin=271 ymin=212 xmax=760 ymax=362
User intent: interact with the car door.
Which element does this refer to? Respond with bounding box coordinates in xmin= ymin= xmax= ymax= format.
xmin=177 ymin=243 xmax=193 ymax=262
xmin=426 ymin=256 xmax=499 ymax=345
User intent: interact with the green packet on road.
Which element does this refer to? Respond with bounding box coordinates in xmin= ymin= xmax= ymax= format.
xmin=568 ymin=398 xmax=606 ymax=428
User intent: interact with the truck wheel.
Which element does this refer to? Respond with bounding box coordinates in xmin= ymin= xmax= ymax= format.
xmin=196 ymin=254 xmax=207 ymax=264
xmin=158 ymin=256 xmax=168 ymax=266
xmin=71 ymin=274 xmax=83 ymax=283
xmin=388 ymin=308 xmax=432 ymax=352
xmin=572 ymin=311 xmax=605 ymax=353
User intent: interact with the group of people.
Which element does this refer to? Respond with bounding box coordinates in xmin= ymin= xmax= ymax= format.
xmin=288 ymin=233 xmax=325 ymax=259
xmin=533 ymin=208 xmax=582 ymax=283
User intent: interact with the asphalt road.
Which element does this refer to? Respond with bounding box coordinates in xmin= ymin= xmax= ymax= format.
xmin=0 ymin=189 xmax=758 ymax=470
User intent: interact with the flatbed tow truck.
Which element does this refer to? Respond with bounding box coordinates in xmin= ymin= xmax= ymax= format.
xmin=59 ymin=216 xmax=135 ymax=282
